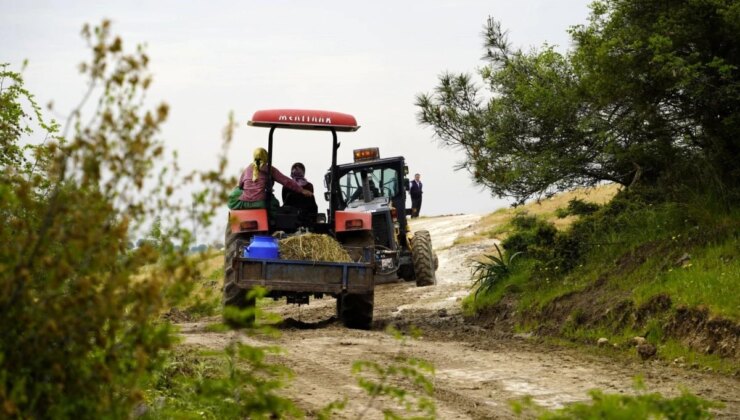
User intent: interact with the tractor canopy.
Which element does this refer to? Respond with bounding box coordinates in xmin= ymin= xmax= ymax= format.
xmin=248 ymin=109 xmax=360 ymax=132
xmin=244 ymin=108 xmax=359 ymax=230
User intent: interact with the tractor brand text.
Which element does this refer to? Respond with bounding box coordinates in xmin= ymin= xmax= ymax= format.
xmin=278 ymin=114 xmax=332 ymax=124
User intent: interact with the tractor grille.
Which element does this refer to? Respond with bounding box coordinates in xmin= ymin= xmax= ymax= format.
xmin=372 ymin=212 xmax=392 ymax=248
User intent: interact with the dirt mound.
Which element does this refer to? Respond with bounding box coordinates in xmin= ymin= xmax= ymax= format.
xmin=634 ymin=293 xmax=673 ymax=325
xmin=666 ymin=306 xmax=739 ymax=358
xmin=472 ymin=280 xmax=740 ymax=363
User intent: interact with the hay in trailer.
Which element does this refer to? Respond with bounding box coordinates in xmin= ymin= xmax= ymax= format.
xmin=278 ymin=233 xmax=352 ymax=262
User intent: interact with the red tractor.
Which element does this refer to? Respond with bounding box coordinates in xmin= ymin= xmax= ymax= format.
xmin=224 ymin=109 xmax=437 ymax=329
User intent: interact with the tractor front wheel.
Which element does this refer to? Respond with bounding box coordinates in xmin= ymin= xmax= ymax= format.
xmin=412 ymin=230 xmax=436 ymax=287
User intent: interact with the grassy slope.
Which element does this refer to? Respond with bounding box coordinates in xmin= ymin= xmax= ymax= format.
xmin=462 ymin=184 xmax=621 ymax=311
xmin=464 ymin=184 xmax=739 ymax=372
xmin=453 ymin=184 xmax=621 ymax=246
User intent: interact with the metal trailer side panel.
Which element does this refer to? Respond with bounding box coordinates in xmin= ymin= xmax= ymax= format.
xmin=235 ymin=258 xmax=374 ymax=294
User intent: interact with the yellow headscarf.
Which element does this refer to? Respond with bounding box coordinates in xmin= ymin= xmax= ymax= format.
xmin=252 ymin=147 xmax=268 ymax=182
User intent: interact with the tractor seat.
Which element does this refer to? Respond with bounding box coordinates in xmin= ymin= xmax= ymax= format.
xmin=271 ymin=205 xmax=300 ymax=232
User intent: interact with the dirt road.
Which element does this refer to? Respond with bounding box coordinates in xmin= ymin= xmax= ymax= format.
xmin=179 ymin=215 xmax=739 ymax=418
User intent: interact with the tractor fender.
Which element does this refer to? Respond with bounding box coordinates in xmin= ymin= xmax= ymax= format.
xmin=229 ymin=209 xmax=269 ymax=233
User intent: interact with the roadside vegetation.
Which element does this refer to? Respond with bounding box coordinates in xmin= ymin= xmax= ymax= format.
xmin=463 ymin=185 xmax=739 ymax=372
xmin=512 ymin=378 xmax=718 ymax=420
xmin=417 ymin=0 xmax=739 ymax=375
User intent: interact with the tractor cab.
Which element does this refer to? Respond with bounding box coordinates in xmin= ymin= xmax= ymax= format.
xmin=327 ymin=147 xmax=418 ymax=276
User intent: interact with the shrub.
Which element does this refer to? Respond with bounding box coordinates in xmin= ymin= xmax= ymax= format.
xmin=556 ymin=198 xmax=601 ymax=218
xmin=555 ymin=207 xmax=571 ymax=218
xmin=352 ymin=326 xmax=436 ymax=419
xmin=502 ymin=214 xmax=558 ymax=259
xmin=0 ymin=21 xmax=233 ymax=417
xmin=567 ymin=198 xmax=601 ymax=216
xmin=510 ymin=212 xmax=539 ymax=230
xmin=512 ymin=377 xmax=718 ymax=419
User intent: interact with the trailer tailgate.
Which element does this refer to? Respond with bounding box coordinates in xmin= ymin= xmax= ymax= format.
xmin=235 ymin=257 xmax=374 ymax=294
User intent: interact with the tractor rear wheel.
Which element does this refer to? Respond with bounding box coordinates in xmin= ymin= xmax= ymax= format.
xmin=339 ymin=291 xmax=374 ymax=330
xmin=412 ymin=230 xmax=436 ymax=287
xmin=223 ymin=224 xmax=255 ymax=326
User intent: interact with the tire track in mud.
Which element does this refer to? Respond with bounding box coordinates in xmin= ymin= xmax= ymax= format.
xmin=179 ymin=214 xmax=740 ymax=418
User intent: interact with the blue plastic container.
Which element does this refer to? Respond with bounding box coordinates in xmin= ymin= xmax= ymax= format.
xmin=243 ymin=235 xmax=279 ymax=259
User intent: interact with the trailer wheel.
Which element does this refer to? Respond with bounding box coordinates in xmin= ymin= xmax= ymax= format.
xmin=223 ymin=224 xmax=255 ymax=327
xmin=412 ymin=230 xmax=436 ymax=287
xmin=339 ymin=291 xmax=374 ymax=330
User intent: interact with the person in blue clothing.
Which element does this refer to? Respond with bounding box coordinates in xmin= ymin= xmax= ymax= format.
xmin=409 ymin=173 xmax=423 ymax=218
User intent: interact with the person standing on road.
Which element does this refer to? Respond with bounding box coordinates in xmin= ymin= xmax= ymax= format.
xmin=409 ymin=173 xmax=423 ymax=218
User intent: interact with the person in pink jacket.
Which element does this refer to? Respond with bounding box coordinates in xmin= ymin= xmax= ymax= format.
xmin=229 ymin=147 xmax=312 ymax=209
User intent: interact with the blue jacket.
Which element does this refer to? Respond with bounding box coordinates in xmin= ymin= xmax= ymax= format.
xmin=409 ymin=180 xmax=423 ymax=198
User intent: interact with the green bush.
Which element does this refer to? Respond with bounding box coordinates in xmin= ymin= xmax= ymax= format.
xmin=567 ymin=198 xmax=600 ymax=216
xmin=512 ymin=377 xmax=718 ymax=419
xmin=502 ymin=213 xmax=558 ymax=259
xmin=554 ymin=207 xmax=571 ymax=218
xmin=352 ymin=326 xmax=436 ymax=419
xmin=510 ymin=213 xmax=539 ymax=230
xmin=556 ymin=198 xmax=601 ymax=218
xmin=0 ymin=21 xmax=233 ymax=418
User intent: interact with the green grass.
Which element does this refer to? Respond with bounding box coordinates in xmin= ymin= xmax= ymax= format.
xmin=464 ymin=255 xmax=599 ymax=318
xmin=517 ymin=386 xmax=719 ymax=419
xmin=632 ymin=238 xmax=739 ymax=319
xmin=658 ymin=339 xmax=737 ymax=375
xmin=551 ymin=200 xmax=738 ymax=321
xmin=143 ymin=343 xmax=298 ymax=419
xmin=463 ymin=258 xmax=536 ymax=315
xmin=467 ymin=191 xmax=739 ymax=371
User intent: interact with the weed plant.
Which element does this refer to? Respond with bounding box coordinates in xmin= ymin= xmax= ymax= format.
xmin=512 ymin=380 xmax=718 ymax=419
xmin=471 ymin=244 xmax=521 ymax=299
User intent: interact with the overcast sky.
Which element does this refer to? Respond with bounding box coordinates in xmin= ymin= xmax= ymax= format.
xmin=3 ymin=0 xmax=591 ymax=241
